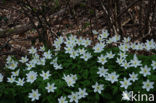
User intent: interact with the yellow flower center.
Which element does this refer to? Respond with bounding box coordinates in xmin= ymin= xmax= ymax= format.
xmin=61 ymin=100 xmax=64 ymax=103
xmin=97 ymin=86 xmax=100 ymax=89
xmin=146 ymin=84 xmax=150 ymax=87
xmin=97 ymin=48 xmax=100 ymax=51
xmin=124 ymin=81 xmax=128 ymax=85
xmin=30 ymin=76 xmax=34 ymax=80
xmin=44 ymin=74 xmax=47 ymax=77
xmin=101 ymin=58 xmax=105 ymax=62
xmin=144 ymin=69 xmax=147 ymax=73
xmin=33 ymin=93 xmax=37 ymax=97
xmin=11 ymin=63 xmax=15 ymax=67
xmin=49 ymin=86 xmax=52 ymax=89
xmin=112 ymin=76 xmax=115 ymax=79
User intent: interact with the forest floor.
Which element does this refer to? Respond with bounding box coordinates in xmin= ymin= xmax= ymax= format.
xmin=0 ymin=0 xmax=105 ymax=67
xmin=0 ymin=0 xmax=155 ymax=68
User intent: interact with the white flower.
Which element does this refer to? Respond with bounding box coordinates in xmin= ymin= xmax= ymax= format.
xmin=45 ymin=83 xmax=57 ymax=93
xmin=37 ymin=57 xmax=46 ymax=66
xmin=123 ymin=43 xmax=130 ymax=51
xmin=26 ymin=62 xmax=35 ymax=70
xmin=39 ymin=46 xmax=45 ymax=52
xmin=78 ymin=48 xmax=86 ymax=55
xmin=120 ymin=78 xmax=132 ymax=89
xmin=113 ymin=35 xmax=121 ymax=42
xmin=64 ymin=46 xmax=73 ymax=54
xmin=142 ymin=80 xmax=154 ymax=91
xmin=26 ymin=71 xmax=38 ymax=83
xmin=6 ymin=56 xmax=12 ymax=64
xmin=122 ymin=91 xmax=131 ymax=101
xmin=97 ymin=66 xmax=108 ymax=77
xmin=123 ymin=37 xmax=131 ymax=43
xmin=68 ymin=41 xmax=77 ymax=48
xmin=55 ymin=45 xmax=62 ymax=51
xmin=19 ymin=56 xmax=29 ymax=63
xmin=130 ymin=54 xmax=142 ymax=68
xmin=64 ymin=39 xmax=74 ymax=47
xmin=97 ymin=35 xmax=103 ymax=42
xmin=57 ymin=36 xmax=64 ymax=43
xmin=97 ymin=54 xmax=107 ymax=65
xmin=16 ymin=78 xmax=25 ymax=86
xmin=69 ymin=50 xmax=79 ymax=59
xmin=118 ymin=51 xmax=127 ymax=59
xmin=68 ymin=92 xmax=80 ymax=103
xmin=69 ymin=35 xmax=77 ymax=42
xmin=140 ymin=65 xmax=151 ymax=77
xmin=7 ymin=61 xmax=18 ymax=70
xmin=43 ymin=50 xmax=52 ymax=59
xmin=77 ymin=37 xmax=84 ymax=46
xmin=63 ymin=74 xmax=77 ymax=87
xmin=106 ymin=51 xmax=115 ymax=59
xmin=93 ymin=43 xmax=104 ymax=53
xmin=136 ymin=43 xmax=144 ymax=50
xmin=119 ymin=43 xmax=130 ymax=52
xmin=106 ymin=38 xmax=113 ymax=44
xmin=58 ymin=96 xmax=68 ymax=103
xmin=118 ymin=44 xmax=124 ymax=51
xmin=129 ymin=72 xmax=138 ymax=82
xmin=92 ymin=82 xmax=104 ymax=94
xmin=80 ymin=52 xmax=92 ymax=61
xmin=11 ymin=69 xmax=20 ymax=77
xmin=144 ymin=44 xmax=151 ymax=51
xmin=101 ymin=29 xmax=109 ymax=39
xmin=0 ymin=73 xmax=4 ymax=82
xmin=28 ymin=89 xmax=41 ymax=101
xmin=116 ymin=57 xmax=124 ymax=65
xmin=111 ymin=35 xmax=120 ymax=43
xmin=33 ymin=54 xmax=40 ymax=60
xmin=151 ymin=60 xmax=156 ymax=70
xmin=53 ymin=63 xmax=63 ymax=70
xmin=92 ymin=30 xmax=98 ymax=35
xmin=31 ymin=58 xmax=39 ymax=65
xmin=40 ymin=71 xmax=51 ymax=80
xmin=7 ymin=75 xmax=15 ymax=83
xmin=137 ymin=43 xmax=145 ymax=50
xmin=121 ymin=61 xmax=130 ymax=69
xmin=54 ymin=45 xmax=61 ymax=51
xmin=78 ymin=88 xmax=88 ymax=99
xmin=82 ymin=38 xmax=91 ymax=47
xmin=130 ymin=42 xmax=137 ymax=50
xmin=50 ymin=57 xmax=58 ymax=65
xmin=106 ymin=72 xmax=119 ymax=84
xmin=53 ymin=40 xmax=61 ymax=48
xmin=28 ymin=47 xmax=37 ymax=54
xmin=71 ymin=74 xmax=78 ymax=81
xmin=145 ymin=39 xmax=155 ymax=50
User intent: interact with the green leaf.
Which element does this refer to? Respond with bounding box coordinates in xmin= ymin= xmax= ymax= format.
xmin=82 ymin=70 xmax=88 ymax=79
xmin=82 ymin=80 xmax=90 ymax=86
xmin=113 ymin=87 xmax=118 ymax=95
xmin=95 ymin=94 xmax=99 ymax=100
xmin=102 ymin=93 xmax=112 ymax=100
xmin=149 ymin=75 xmax=156 ymax=81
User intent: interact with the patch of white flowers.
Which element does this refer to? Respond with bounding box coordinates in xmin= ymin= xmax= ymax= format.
xmin=0 ymin=29 xmax=155 ymax=102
